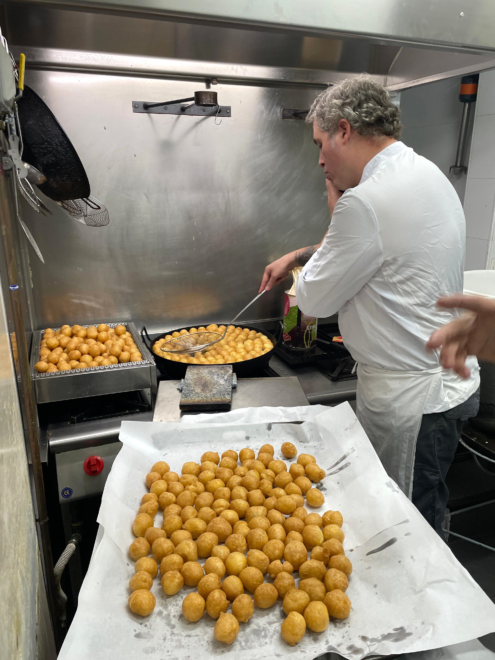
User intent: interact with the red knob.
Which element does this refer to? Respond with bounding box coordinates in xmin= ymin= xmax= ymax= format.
xmin=83 ymin=455 xmax=104 ymax=476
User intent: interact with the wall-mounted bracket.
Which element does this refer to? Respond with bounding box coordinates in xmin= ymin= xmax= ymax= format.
xmin=282 ymin=108 xmax=309 ymax=120
xmin=132 ymin=101 xmax=231 ymax=117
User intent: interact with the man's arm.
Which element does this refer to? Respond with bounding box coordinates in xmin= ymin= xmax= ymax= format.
xmin=427 ymin=294 xmax=495 ymax=378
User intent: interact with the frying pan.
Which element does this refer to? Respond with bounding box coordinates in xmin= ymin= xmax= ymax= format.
xmin=141 ymin=325 xmax=279 ymax=379
xmin=17 ymin=85 xmax=90 ymax=201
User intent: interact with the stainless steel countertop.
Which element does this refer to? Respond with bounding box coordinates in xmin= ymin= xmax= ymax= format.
xmin=153 ymin=376 xmax=309 ymax=422
xmin=269 ymin=355 xmax=357 ymax=405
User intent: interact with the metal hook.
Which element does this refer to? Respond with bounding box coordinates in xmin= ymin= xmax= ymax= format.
xmin=214 ymin=105 xmax=222 ymax=126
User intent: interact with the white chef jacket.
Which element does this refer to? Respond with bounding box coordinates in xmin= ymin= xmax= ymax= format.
xmin=297 ymin=141 xmax=479 ymax=413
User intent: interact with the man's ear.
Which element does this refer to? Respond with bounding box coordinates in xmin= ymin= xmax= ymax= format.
xmin=338 ymin=119 xmax=352 ymax=145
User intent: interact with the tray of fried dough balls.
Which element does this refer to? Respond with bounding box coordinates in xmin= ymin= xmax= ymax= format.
xmin=128 ymin=441 xmax=352 ymax=649
xmin=30 ymin=322 xmax=156 ymax=403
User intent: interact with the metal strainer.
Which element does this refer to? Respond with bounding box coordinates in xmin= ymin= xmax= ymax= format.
xmin=160 ymin=290 xmax=266 ymax=355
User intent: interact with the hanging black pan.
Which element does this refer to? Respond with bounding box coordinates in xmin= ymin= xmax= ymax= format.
xmin=17 ymin=85 xmax=90 ymax=202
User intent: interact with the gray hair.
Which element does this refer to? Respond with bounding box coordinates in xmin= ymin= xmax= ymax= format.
xmin=306 ymin=76 xmax=402 ymax=140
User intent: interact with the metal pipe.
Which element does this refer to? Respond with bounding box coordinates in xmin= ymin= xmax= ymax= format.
xmin=449 ymin=498 xmax=495 ymax=516
xmin=443 ymin=529 xmax=495 ymax=552
xmin=451 ymin=102 xmax=471 ymax=174
xmin=0 ymin=133 xmax=60 ymax=647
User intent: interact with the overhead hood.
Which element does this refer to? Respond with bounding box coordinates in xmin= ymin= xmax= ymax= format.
xmin=2 ymin=0 xmax=495 ymax=89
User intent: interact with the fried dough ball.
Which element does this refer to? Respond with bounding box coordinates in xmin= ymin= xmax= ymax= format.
xmin=259 ymin=480 xmax=273 ymax=496
xmin=290 ymin=494 xmax=305 ymax=509
xmin=216 ymin=468 xmax=234 ymax=483
xmin=179 ymin=474 xmax=198 ymax=487
xmin=180 ymin=505 xmax=197 ymax=523
xmin=160 ymin=554 xmax=183 ymax=574
xmin=163 ymin=504 xmax=182 ymax=519
xmin=128 ymin=589 xmax=156 ymax=617
xmin=195 ymin=492 xmax=214 ymax=510
xmin=284 ymin=516 xmax=305 ymax=534
xmin=141 ymin=492 xmax=158 ymax=505
xmin=328 ymin=555 xmax=352 ymax=576
xmin=158 ymin=492 xmax=176 ymax=510
xmin=224 ymin=533 xmax=246 ymax=554
xmin=302 ymin=525 xmax=324 ymax=550
xmin=239 ymin=448 xmax=255 ymax=462
xmin=281 ymin=442 xmax=297 ymax=459
xmin=268 ymin=460 xmax=286 ymax=475
xmin=201 ymin=451 xmax=220 ymax=465
xmin=195 ymin=532 xmax=218 ymax=558
xmin=306 ymin=488 xmax=325 ymax=508
xmin=324 ymin=568 xmax=349 ymax=592
xmin=197 ymin=573 xmax=222 ymax=599
xmin=171 ymin=530 xmax=192 ymax=547
xmin=263 ymin=539 xmax=285 ymax=562
xmin=198 ymin=507 xmax=216 ymax=524
xmin=264 ymin=498 xmax=278 ymax=513
xmin=234 ymin=465 xmax=248 ymax=477
xmin=294 ymin=476 xmax=312 ymax=495
xmin=225 ymin=551 xmax=247 ymax=576
xmin=182 ymin=592 xmax=205 ymax=622
xmin=233 ymin=520 xmax=250 ymax=537
xmin=206 ymin=478 xmax=225 ymax=493
xmin=214 ymin=612 xmax=239 ymax=644
xmin=145 ymin=527 xmax=166 ymax=545
xmin=247 ymin=489 xmax=265 ymax=506
xmin=275 ymin=472 xmax=293 ymax=489
xmin=267 ymin=524 xmax=286 ymax=542
xmin=245 ymin=506 xmax=267 ymax=522
xmin=199 ymin=470 xmax=216 ymax=486
xmin=276 ymin=496 xmax=297 ymax=515
xmin=271 ymin=487 xmax=286 ymax=499
xmin=299 ymin=577 xmax=326 ymax=602
xmin=281 ymin=611 xmax=306 ymax=646
xmin=324 ymin=589 xmax=352 ymax=619
xmin=182 ymin=461 xmax=200 ymax=476
xmin=133 ymin=513 xmax=154 ymax=538
xmin=129 ymin=537 xmax=150 ymax=561
xmin=214 ymin=487 xmax=231 ymax=502
xmin=267 ymin=509 xmax=285 ymax=526
xmin=257 ymin=452 xmax=273 ymax=468
xmin=206 ymin=517 xmax=232 ymax=543
xmin=152 ymin=537 xmax=175 ymax=562
xmin=285 ymin=531 xmax=304 ymax=545
xmin=176 ymin=490 xmax=195 ymax=508
xmin=239 ymin=567 xmax=264 ymax=593
xmin=135 ymin=557 xmax=158 ymax=578
xmin=181 ymin=561 xmax=204 ymax=586
xmin=200 ymin=461 xmax=218 ymax=473
xmin=311 ymin=546 xmax=330 ymax=564
xmin=222 ymin=575 xmax=244 ymax=601
xmin=232 ymin=594 xmax=254 ymax=623
xmin=267 ymin=560 xmax=293 ymax=579
xmin=211 ymin=545 xmax=231 ymax=562
xmin=244 ymin=549 xmax=268 ymax=574
xmin=145 ymin=472 xmax=161 ymax=489
xmin=284 ymin=541 xmax=307 ymax=570
xmin=246 ymin=528 xmax=268 ymax=550
xmin=162 ymin=514 xmax=182 ymax=536
xmin=305 ymin=463 xmax=326 ymax=483
xmin=206 ymin=589 xmax=229 ymax=619
xmin=299 ymin=559 xmax=327 ymax=581
xmin=285 ymin=483 xmax=302 ymax=497
xmin=219 ymin=456 xmax=237 ymax=470
xmin=323 ymin=524 xmax=345 ymax=543
xmin=226 ymin=475 xmax=242 ymax=490
xmin=322 ymin=510 xmax=344 ymax=527
xmin=220 ymin=510 xmax=239 ymax=527
xmin=168 ymin=482 xmax=184 ymax=497
xmin=259 ymin=444 xmax=274 ymax=456
xmin=204 ymin=556 xmax=226 ymax=579
xmin=273 ymin=571 xmax=295 ymax=598
xmin=283 ymin=588 xmax=310 ymax=615
xmin=231 ymin=486 xmax=248 ymax=502
xmin=161 ymin=570 xmax=184 ymax=596
xmin=289 ymin=463 xmax=306 ymax=479
xmin=129 ymin=571 xmax=153 ymax=592
xmin=248 ymin=518 xmax=271 ymax=534
xmin=241 ymin=472 xmax=260 ymax=491
xmin=305 ymin=513 xmax=323 ymax=527
xmin=150 ymin=479 xmax=167 ymax=497
xmin=151 ymin=461 xmax=170 ymax=476
xmin=297 ymin=454 xmax=316 ymax=467
xmin=304 ymin=600 xmax=329 ymax=632
xmin=322 ymin=538 xmax=345 ymax=557
xmin=222 ymin=449 xmax=238 ymax=462
xmin=212 ymin=499 xmax=230 ymax=515
xmin=254 ymin=583 xmax=278 ymax=609
xmin=163 ymin=471 xmax=179 ymax=484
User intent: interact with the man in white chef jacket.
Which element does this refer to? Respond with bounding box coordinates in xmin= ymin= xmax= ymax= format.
xmin=260 ymin=77 xmax=480 ymax=536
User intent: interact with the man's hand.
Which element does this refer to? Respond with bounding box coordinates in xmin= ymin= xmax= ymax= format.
xmin=427 ymin=294 xmax=495 ymax=378
xmin=326 ymin=179 xmax=343 ymax=216
xmin=259 ymin=253 xmax=296 ymax=293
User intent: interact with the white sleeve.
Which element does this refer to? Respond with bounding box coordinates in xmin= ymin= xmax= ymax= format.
xmin=296 ymin=191 xmax=383 ymax=317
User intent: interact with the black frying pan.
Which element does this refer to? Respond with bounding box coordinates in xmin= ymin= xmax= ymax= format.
xmin=17 ymin=85 xmax=90 ymax=202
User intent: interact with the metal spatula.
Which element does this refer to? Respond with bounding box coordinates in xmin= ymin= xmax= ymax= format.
xmin=160 ymin=290 xmax=266 ymax=355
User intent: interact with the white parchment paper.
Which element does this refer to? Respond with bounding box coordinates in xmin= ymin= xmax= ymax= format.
xmin=59 ymin=403 xmax=495 ymax=660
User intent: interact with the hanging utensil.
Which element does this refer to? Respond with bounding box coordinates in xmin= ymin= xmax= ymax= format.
xmin=58 ymin=196 xmax=110 ymax=227
xmin=12 ymin=174 xmax=44 ymax=263
xmin=17 ymin=85 xmax=91 ymax=201
xmin=160 ymin=290 xmax=266 ymax=355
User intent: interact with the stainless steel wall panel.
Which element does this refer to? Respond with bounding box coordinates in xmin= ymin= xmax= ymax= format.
xmin=19 ymin=69 xmax=330 ymax=332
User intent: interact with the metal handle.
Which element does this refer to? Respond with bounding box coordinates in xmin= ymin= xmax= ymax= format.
xmin=229 ymin=290 xmax=266 ymax=326
xmin=18 ymin=53 xmax=25 ymax=92
xmin=141 ymin=326 xmax=152 ymax=349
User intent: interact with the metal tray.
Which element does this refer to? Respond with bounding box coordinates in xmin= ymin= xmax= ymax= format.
xmin=30 ymin=322 xmax=157 ymax=403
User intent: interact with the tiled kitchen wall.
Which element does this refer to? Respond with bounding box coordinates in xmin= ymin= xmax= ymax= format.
xmin=464 ymin=69 xmax=495 ymax=270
